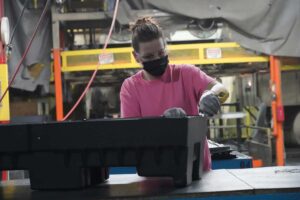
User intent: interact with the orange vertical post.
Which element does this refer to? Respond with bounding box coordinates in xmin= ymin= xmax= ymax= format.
xmin=270 ymin=56 xmax=285 ymax=166
xmin=53 ymin=48 xmax=64 ymax=121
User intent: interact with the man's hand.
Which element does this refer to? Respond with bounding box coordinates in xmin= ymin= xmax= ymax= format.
xmin=163 ymin=107 xmax=187 ymax=118
xmin=199 ymin=91 xmax=221 ymax=117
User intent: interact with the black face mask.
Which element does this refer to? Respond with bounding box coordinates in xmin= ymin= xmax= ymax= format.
xmin=142 ymin=55 xmax=169 ymax=76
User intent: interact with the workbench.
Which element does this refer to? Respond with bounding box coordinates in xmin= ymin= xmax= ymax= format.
xmin=1 ymin=166 xmax=299 ymax=200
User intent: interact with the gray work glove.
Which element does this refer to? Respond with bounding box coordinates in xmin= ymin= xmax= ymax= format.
xmin=199 ymin=91 xmax=221 ymax=117
xmin=163 ymin=107 xmax=187 ymax=118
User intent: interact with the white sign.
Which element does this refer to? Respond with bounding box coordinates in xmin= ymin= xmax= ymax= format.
xmin=98 ymin=53 xmax=114 ymax=65
xmin=206 ymin=48 xmax=222 ymax=59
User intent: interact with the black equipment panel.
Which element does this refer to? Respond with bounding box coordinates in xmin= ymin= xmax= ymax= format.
xmin=0 ymin=117 xmax=207 ymax=190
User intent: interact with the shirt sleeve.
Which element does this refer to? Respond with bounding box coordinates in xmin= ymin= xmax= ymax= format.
xmin=120 ymin=78 xmax=141 ymax=118
xmin=188 ymin=65 xmax=215 ymax=101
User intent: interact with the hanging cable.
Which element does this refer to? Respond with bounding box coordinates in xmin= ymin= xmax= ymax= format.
xmin=7 ymin=0 xmax=30 ymax=52
xmin=62 ymin=0 xmax=120 ymax=121
xmin=0 ymin=0 xmax=50 ymax=103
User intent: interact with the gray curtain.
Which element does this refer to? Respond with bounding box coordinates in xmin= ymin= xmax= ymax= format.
xmin=118 ymin=0 xmax=300 ymax=57
xmin=5 ymin=0 xmax=52 ymax=93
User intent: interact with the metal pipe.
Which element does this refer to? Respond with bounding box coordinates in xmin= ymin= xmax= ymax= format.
xmin=270 ymin=55 xmax=285 ymax=166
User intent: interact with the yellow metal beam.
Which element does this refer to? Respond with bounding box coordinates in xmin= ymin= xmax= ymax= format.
xmin=0 ymin=64 xmax=10 ymax=122
xmin=60 ymin=42 xmax=269 ymax=72
xmin=281 ymin=65 xmax=300 ymax=71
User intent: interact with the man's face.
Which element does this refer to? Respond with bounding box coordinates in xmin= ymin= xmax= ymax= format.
xmin=134 ymin=38 xmax=167 ymax=63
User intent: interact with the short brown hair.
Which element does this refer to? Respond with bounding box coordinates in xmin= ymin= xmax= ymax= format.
xmin=130 ymin=17 xmax=164 ymax=52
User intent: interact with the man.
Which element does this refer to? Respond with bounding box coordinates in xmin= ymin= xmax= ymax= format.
xmin=120 ymin=17 xmax=229 ymax=171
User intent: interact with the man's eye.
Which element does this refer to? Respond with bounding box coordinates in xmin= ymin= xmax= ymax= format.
xmin=159 ymin=49 xmax=167 ymax=56
xmin=143 ymin=56 xmax=153 ymax=59
xmin=159 ymin=51 xmax=165 ymax=56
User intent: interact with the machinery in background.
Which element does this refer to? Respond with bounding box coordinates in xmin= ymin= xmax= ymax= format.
xmin=54 ymin=0 xmax=222 ymax=48
xmin=236 ymin=68 xmax=300 ymax=145
xmin=65 ymin=71 xmax=126 ymax=120
xmin=50 ymin=1 xmax=252 ymax=121
xmin=24 ymin=1 xmax=285 ymax=169
xmin=1 ymin=1 xmax=287 ymax=168
xmin=0 ymin=12 xmax=10 ymax=123
xmin=55 ymin=0 xmax=116 ymax=13
xmin=234 ymin=58 xmax=300 ymax=166
xmin=0 ymin=2 xmax=10 ymax=182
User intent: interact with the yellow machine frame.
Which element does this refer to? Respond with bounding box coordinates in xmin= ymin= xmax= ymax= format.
xmin=60 ymin=42 xmax=269 ymax=72
xmin=54 ymin=42 xmax=270 ymax=120
xmin=0 ymin=64 xmax=10 ymax=122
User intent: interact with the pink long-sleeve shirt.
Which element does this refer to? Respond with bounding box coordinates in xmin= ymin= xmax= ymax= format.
xmin=120 ymin=64 xmax=214 ymax=171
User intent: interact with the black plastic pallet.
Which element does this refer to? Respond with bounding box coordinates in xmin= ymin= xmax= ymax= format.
xmin=0 ymin=116 xmax=207 ymax=190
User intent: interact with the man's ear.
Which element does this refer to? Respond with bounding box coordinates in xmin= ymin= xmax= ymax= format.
xmin=132 ymin=51 xmax=141 ymax=63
